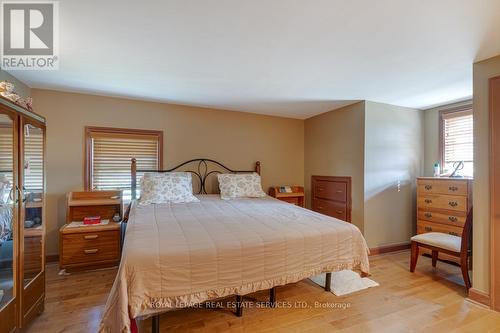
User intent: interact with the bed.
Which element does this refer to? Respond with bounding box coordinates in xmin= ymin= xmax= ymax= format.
xmin=99 ymin=159 xmax=370 ymax=333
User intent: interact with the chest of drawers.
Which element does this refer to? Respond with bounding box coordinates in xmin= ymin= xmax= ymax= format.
xmin=311 ymin=176 xmax=351 ymax=222
xmin=416 ymin=177 xmax=472 ymax=263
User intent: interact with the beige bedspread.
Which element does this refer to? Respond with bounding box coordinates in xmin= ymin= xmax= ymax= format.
xmin=99 ymin=195 xmax=370 ymax=333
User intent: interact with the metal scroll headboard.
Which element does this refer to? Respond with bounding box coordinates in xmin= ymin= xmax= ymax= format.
xmin=130 ymin=158 xmax=261 ymax=199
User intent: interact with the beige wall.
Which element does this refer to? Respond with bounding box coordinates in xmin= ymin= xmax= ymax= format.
xmin=32 ymin=89 xmax=305 ymax=255
xmin=0 ymin=69 xmax=31 ymax=98
xmin=472 ymin=55 xmax=500 ymax=294
xmin=364 ymin=101 xmax=423 ymax=248
xmin=304 ymin=102 xmax=366 ymax=232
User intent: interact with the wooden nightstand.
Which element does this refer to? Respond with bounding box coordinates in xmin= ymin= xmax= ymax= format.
xmin=59 ymin=191 xmax=123 ymax=272
xmin=269 ymin=186 xmax=305 ymax=207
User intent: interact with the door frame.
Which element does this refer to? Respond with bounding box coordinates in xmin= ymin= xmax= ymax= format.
xmin=490 ymin=75 xmax=500 ymax=311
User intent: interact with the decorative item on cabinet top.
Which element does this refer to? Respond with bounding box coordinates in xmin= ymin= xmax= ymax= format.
xmin=311 ymin=176 xmax=352 ymax=223
xmin=416 ymin=177 xmax=472 ymax=264
xmin=268 ymin=186 xmax=305 ymax=207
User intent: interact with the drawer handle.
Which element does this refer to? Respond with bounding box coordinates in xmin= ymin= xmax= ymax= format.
xmin=84 ymin=249 xmax=99 ymax=254
xmin=449 ymin=201 xmax=458 ymax=207
xmin=449 ymin=186 xmax=459 ymax=192
xmin=424 ymin=212 xmax=432 ymax=218
xmin=336 ymin=210 xmax=343 ymax=214
xmin=318 ymin=188 xmax=324 ymax=191
xmin=424 ymin=185 xmax=432 ymax=190
xmin=424 ymin=199 xmax=432 ymax=204
xmin=84 ymin=235 xmax=99 ymax=240
xmin=448 ymin=232 xmax=458 ymax=236
xmin=448 ymin=216 xmax=458 ymax=222
xmin=317 ymin=206 xmax=323 ymax=210
xmin=424 ymin=226 xmax=432 ymax=232
xmin=336 ymin=190 xmax=343 ymax=193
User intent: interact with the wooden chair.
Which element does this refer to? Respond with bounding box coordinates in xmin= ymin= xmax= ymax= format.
xmin=410 ymin=208 xmax=472 ymax=291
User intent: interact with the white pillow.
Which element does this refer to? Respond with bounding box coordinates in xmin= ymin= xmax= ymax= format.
xmin=139 ymin=172 xmax=199 ymax=205
xmin=217 ymin=173 xmax=266 ymax=200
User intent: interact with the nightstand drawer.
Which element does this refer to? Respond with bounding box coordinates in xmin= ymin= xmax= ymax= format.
xmin=61 ymin=230 xmax=120 ymax=265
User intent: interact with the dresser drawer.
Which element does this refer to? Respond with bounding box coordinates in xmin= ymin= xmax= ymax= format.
xmin=417 ymin=210 xmax=466 ymax=227
xmin=417 ymin=194 xmax=468 ymax=212
xmin=61 ymin=230 xmax=120 ymax=265
xmin=418 ymin=179 xmax=468 ymax=196
xmin=313 ymin=198 xmax=347 ymax=221
xmin=417 ymin=220 xmax=463 ymax=237
xmin=313 ymin=180 xmax=347 ymax=202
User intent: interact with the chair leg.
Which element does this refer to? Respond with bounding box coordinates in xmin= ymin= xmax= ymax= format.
xmin=431 ymin=250 xmax=438 ymax=268
xmin=151 ymin=315 xmax=159 ymax=333
xmin=410 ymin=241 xmax=419 ymax=272
xmin=461 ymin=254 xmax=472 ymax=291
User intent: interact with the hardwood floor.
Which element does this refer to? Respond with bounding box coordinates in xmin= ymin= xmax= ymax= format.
xmin=25 ymin=251 xmax=500 ymax=333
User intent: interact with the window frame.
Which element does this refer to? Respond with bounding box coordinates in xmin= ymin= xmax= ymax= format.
xmin=438 ymin=104 xmax=473 ymax=174
xmin=84 ymin=126 xmax=163 ymax=191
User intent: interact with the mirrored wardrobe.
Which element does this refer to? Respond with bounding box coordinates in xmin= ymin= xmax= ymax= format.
xmin=0 ymin=96 xmax=45 ymax=333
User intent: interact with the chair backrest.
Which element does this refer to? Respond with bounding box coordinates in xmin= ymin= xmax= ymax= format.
xmin=461 ymin=207 xmax=473 ymax=254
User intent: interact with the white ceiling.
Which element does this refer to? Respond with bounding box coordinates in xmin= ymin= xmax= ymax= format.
xmin=9 ymin=0 xmax=500 ymax=119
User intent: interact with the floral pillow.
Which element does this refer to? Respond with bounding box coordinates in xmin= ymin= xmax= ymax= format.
xmin=217 ymin=173 xmax=266 ymax=200
xmin=139 ymin=172 xmax=199 ymax=205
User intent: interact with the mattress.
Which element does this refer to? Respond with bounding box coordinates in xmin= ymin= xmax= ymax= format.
xmin=99 ymin=195 xmax=370 ymax=333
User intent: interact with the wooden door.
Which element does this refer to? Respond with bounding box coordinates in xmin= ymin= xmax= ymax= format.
xmin=0 ymin=105 xmax=19 ymax=333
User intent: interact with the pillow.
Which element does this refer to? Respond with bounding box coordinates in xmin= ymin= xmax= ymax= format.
xmin=139 ymin=172 xmax=199 ymax=205
xmin=217 ymin=173 xmax=266 ymax=200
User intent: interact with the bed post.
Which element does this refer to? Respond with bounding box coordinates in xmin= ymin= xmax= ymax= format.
xmin=151 ymin=315 xmax=159 ymax=333
xmin=269 ymin=287 xmax=276 ymax=307
xmin=325 ymin=273 xmax=332 ymax=292
xmin=235 ymin=295 xmax=243 ymax=317
xmin=131 ymin=158 xmax=137 ymax=200
xmin=255 ymin=161 xmax=261 ymax=175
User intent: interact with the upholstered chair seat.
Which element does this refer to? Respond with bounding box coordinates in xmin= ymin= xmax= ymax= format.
xmin=410 ymin=232 xmax=461 ymax=252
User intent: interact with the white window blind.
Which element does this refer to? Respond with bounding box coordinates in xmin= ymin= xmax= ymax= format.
xmin=89 ymin=131 xmax=160 ymax=194
xmin=0 ymin=127 xmax=13 ymax=180
xmin=24 ymin=127 xmax=44 ymax=191
xmin=442 ymin=109 xmax=473 ymax=177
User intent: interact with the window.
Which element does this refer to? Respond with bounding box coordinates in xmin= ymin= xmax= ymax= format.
xmin=85 ymin=127 xmax=163 ymax=199
xmin=439 ymin=106 xmax=473 ymax=177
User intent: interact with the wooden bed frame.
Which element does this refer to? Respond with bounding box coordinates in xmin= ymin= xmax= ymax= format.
xmin=125 ymin=158 xmax=332 ymax=333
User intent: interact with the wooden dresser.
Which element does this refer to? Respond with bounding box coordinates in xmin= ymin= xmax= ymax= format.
xmin=416 ymin=177 xmax=472 ymax=262
xmin=311 ymin=176 xmax=352 ymax=222
xmin=59 ymin=191 xmax=123 ymax=272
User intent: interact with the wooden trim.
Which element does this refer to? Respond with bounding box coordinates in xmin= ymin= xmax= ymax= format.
xmin=438 ymin=104 xmax=473 ymax=169
xmin=369 ymin=243 xmax=411 ymax=256
xmin=490 ymin=75 xmax=500 ymax=311
xmin=468 ymin=288 xmax=491 ymax=307
xmin=84 ymin=126 xmax=164 ymax=190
